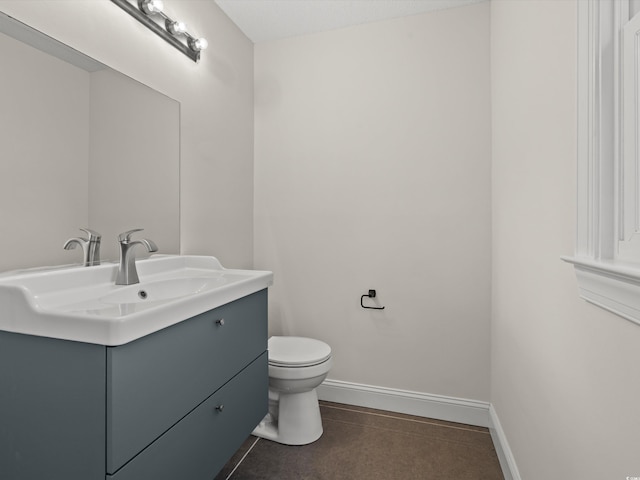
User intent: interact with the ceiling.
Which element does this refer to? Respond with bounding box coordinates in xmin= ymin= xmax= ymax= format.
xmin=214 ymin=0 xmax=487 ymax=44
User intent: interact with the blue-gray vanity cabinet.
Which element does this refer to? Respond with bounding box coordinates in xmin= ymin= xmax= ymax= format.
xmin=0 ymin=332 xmax=106 ymax=480
xmin=0 ymin=289 xmax=268 ymax=480
xmin=107 ymin=352 xmax=267 ymax=480
xmin=106 ymin=289 xmax=267 ymax=473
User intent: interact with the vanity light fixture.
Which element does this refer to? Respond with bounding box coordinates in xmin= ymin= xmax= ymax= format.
xmin=111 ymin=0 xmax=208 ymax=62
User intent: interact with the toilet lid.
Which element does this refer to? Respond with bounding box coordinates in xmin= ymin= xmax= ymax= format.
xmin=268 ymin=336 xmax=332 ymax=367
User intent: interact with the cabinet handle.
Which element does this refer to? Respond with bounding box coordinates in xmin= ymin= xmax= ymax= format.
xmin=215 ymin=404 xmax=224 ymax=412
xmin=215 ymin=318 xmax=225 ymax=326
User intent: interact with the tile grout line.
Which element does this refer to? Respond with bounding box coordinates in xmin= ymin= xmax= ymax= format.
xmin=321 ymin=403 xmax=490 ymax=435
xmin=224 ymin=436 xmax=261 ymax=480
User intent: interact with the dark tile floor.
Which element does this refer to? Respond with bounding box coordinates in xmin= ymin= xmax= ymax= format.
xmin=215 ymin=401 xmax=504 ymax=480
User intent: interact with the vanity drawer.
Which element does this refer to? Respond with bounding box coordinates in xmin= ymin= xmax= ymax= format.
xmin=106 ymin=289 xmax=267 ymax=474
xmin=107 ymin=352 xmax=268 ymax=480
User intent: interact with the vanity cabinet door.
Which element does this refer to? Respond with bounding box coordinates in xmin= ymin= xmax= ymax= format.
xmin=106 ymin=289 xmax=267 ymax=474
xmin=0 ymin=332 xmax=106 ymax=480
xmin=107 ymin=352 xmax=268 ymax=480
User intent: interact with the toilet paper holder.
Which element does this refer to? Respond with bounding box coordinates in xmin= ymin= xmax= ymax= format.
xmin=361 ymin=290 xmax=385 ymax=310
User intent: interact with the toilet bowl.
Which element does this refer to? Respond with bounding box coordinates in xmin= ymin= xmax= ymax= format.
xmin=252 ymin=336 xmax=332 ymax=445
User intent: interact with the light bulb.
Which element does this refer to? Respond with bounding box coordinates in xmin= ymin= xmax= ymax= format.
xmin=166 ymin=20 xmax=187 ymax=36
xmin=192 ymin=37 xmax=208 ymax=51
xmin=139 ymin=0 xmax=163 ymax=15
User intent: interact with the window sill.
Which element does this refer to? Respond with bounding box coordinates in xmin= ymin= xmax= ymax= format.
xmin=562 ymin=256 xmax=640 ymax=326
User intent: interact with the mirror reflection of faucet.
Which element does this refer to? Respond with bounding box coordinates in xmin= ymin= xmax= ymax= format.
xmin=115 ymin=229 xmax=158 ymax=285
xmin=63 ymin=228 xmax=102 ymax=267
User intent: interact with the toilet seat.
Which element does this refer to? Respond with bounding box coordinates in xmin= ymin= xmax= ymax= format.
xmin=268 ymin=336 xmax=332 ymax=367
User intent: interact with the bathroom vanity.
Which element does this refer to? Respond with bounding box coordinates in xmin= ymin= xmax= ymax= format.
xmin=0 ymin=256 xmax=271 ymax=480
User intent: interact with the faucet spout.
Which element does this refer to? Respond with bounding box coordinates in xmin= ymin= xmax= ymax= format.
xmin=116 ymin=229 xmax=158 ymax=285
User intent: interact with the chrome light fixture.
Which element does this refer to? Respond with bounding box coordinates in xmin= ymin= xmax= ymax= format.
xmin=111 ymin=0 xmax=208 ymax=62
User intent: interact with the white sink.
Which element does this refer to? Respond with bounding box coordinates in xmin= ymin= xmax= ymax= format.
xmin=99 ymin=276 xmax=229 ymax=305
xmin=0 ymin=255 xmax=273 ymax=346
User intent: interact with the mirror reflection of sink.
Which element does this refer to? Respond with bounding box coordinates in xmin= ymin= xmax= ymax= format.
xmin=0 ymin=255 xmax=273 ymax=346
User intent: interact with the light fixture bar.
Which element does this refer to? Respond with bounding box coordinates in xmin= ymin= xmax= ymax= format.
xmin=111 ymin=0 xmax=205 ymax=62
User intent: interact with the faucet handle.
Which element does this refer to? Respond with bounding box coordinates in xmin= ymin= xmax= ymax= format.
xmin=118 ymin=229 xmax=145 ymax=243
xmin=79 ymin=228 xmax=101 ymax=242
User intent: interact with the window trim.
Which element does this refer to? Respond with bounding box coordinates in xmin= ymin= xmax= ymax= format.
xmin=562 ymin=0 xmax=640 ymax=327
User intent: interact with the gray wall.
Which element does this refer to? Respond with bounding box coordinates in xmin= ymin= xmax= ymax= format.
xmin=492 ymin=0 xmax=640 ymax=477
xmin=254 ymin=3 xmax=492 ymax=401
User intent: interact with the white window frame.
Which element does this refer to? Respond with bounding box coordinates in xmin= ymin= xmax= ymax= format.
xmin=562 ymin=0 xmax=640 ymax=326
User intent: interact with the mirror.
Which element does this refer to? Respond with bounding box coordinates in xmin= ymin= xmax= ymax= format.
xmin=0 ymin=11 xmax=180 ymax=272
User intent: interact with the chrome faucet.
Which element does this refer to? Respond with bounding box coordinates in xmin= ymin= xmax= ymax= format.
xmin=116 ymin=229 xmax=158 ymax=285
xmin=63 ymin=228 xmax=101 ymax=266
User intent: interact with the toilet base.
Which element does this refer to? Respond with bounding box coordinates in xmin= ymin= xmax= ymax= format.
xmin=252 ymin=389 xmax=323 ymax=445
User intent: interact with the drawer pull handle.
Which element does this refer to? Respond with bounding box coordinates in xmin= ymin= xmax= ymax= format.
xmin=215 ymin=318 xmax=225 ymax=326
xmin=215 ymin=404 xmax=224 ymax=412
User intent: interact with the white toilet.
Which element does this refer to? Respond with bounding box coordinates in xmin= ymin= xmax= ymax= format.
xmin=252 ymin=336 xmax=332 ymax=445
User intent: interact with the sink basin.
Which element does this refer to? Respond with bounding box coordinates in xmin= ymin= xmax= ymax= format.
xmin=0 ymin=255 xmax=273 ymax=346
xmin=99 ymin=276 xmax=229 ymax=305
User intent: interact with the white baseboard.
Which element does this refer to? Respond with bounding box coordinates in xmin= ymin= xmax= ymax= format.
xmin=317 ymin=379 xmax=519 ymax=480
xmin=489 ymin=404 xmax=521 ymax=480
xmin=317 ymin=378 xmax=491 ymax=427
